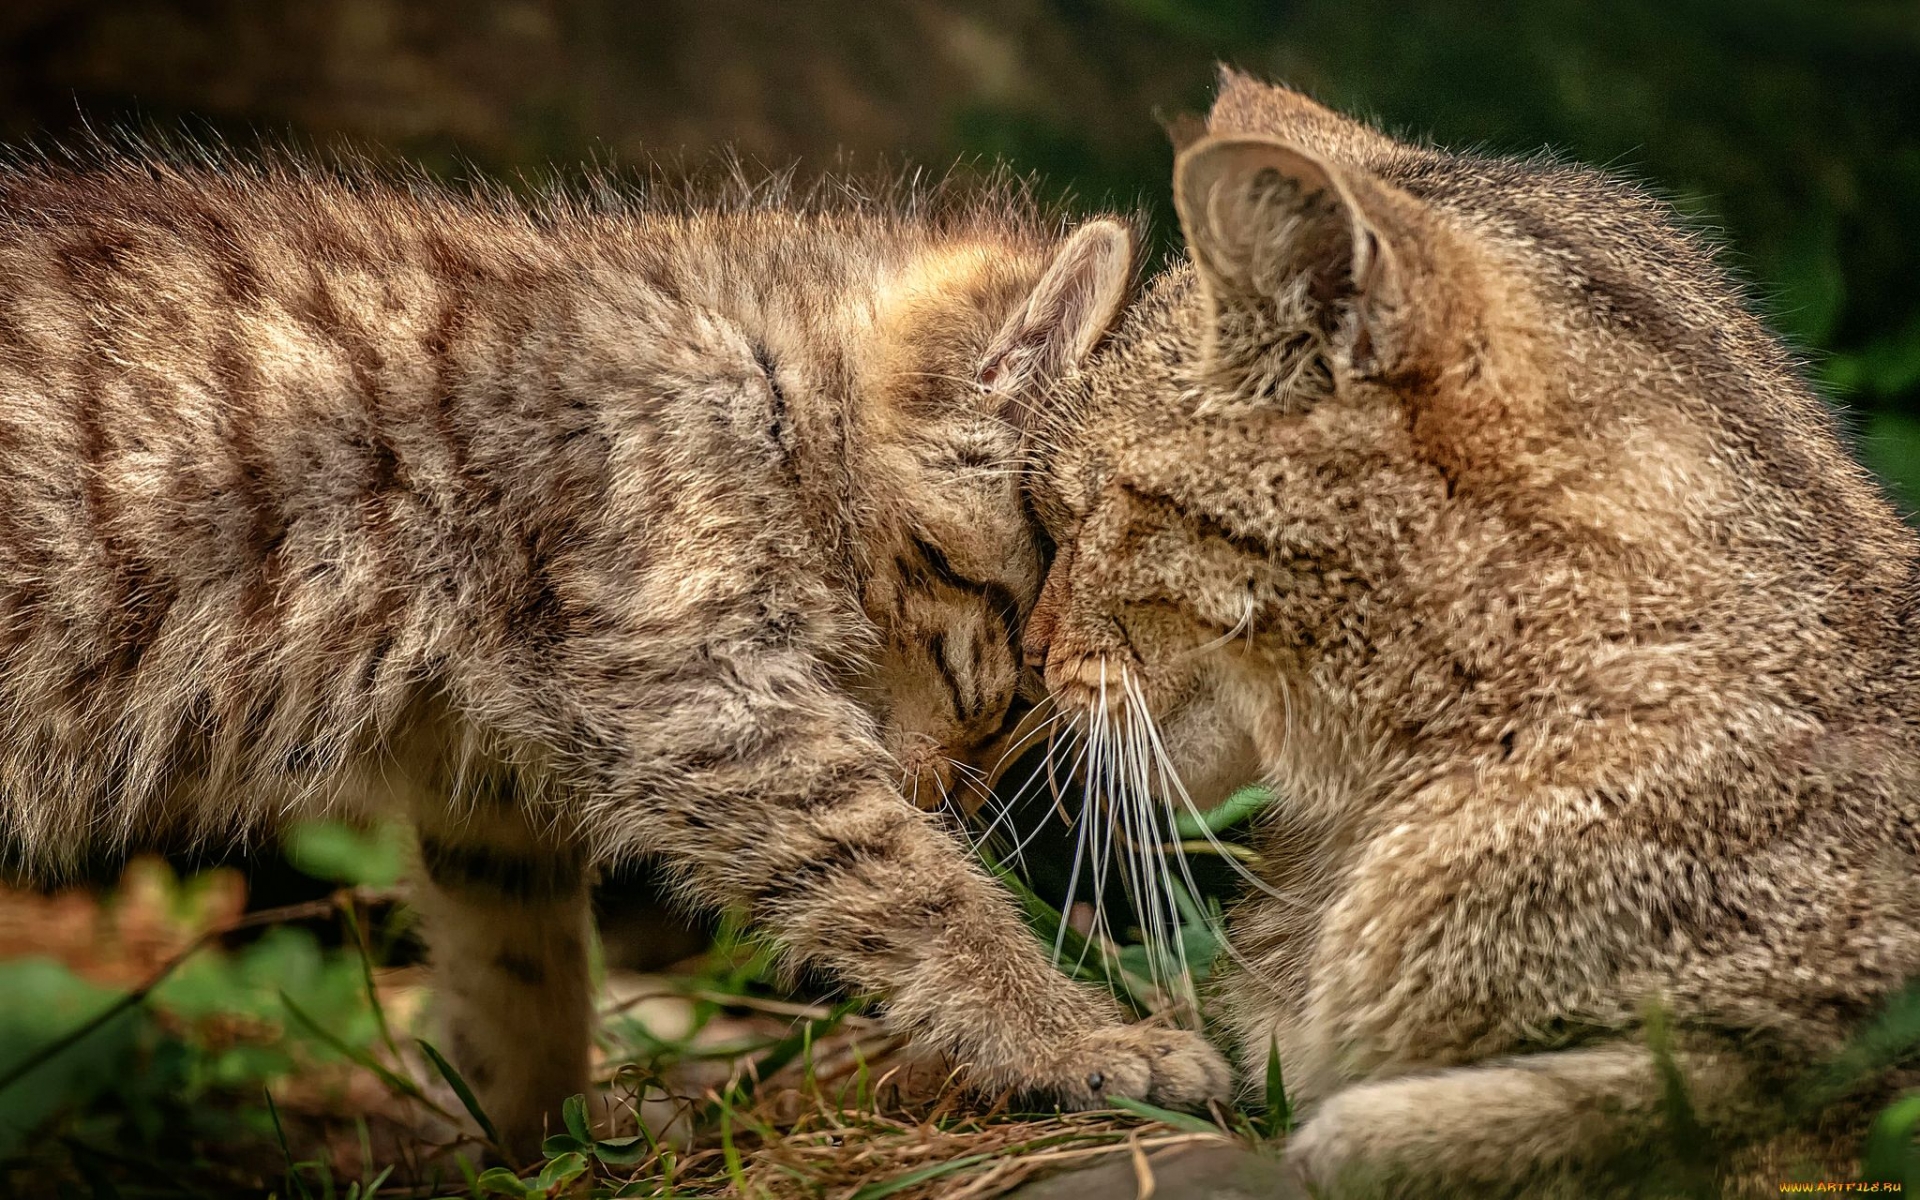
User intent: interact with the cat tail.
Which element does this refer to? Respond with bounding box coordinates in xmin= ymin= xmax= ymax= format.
xmin=1283 ymin=1037 xmax=1861 ymax=1198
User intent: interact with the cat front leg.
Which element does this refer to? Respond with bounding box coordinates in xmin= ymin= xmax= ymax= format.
xmin=409 ymin=799 xmax=595 ymax=1161
xmin=482 ymin=651 xmax=1232 ymax=1111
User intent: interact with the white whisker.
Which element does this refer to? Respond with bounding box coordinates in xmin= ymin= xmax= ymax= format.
xmin=985 ymin=697 xmax=1069 ymax=784
xmin=1117 ymin=665 xmax=1196 ymax=1014
xmin=1172 ymin=593 xmax=1258 ymax=665
xmin=1122 ymin=672 xmax=1299 ymax=907
xmin=1121 ymin=671 xmax=1299 ymax=1003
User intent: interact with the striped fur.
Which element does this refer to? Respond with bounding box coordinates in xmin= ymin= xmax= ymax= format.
xmin=0 ymin=152 xmax=1229 ymax=1155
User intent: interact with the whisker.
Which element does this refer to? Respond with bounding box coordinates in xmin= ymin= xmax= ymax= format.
xmin=975 ymin=723 xmax=1075 ymax=836
xmin=1053 ymin=764 xmax=1094 ymax=967
xmin=995 ymin=740 xmax=1090 ymax=865
xmin=984 ymin=699 xmax=1070 ymax=787
xmin=1117 ymin=665 xmax=1195 ymax=1014
xmin=1120 ymin=672 xmax=1300 ymax=1004
xmin=1172 ymin=593 xmax=1259 ymax=664
xmin=1122 ymin=672 xmax=1299 ymax=906
xmin=1040 ymin=718 xmax=1087 ymax=829
xmin=1083 ymin=662 xmax=1121 ymax=990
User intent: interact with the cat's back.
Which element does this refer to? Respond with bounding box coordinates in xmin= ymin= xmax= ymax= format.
xmin=0 ymin=154 xmax=824 ymax=868
xmin=0 ymin=156 xmax=577 ymax=635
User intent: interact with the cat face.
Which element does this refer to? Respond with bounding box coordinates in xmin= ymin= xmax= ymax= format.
xmin=859 ymin=390 xmax=1039 ymax=812
xmin=856 ymin=220 xmax=1135 ymax=810
xmin=1022 ymin=74 xmax=1840 ymax=810
xmin=1020 ymin=265 xmax=1282 ymax=806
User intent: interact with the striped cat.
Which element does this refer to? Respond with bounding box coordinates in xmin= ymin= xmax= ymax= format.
xmin=0 ymin=153 xmax=1230 ymax=1155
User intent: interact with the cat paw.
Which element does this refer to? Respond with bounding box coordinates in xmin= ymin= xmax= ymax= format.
xmin=1027 ymin=1025 xmax=1234 ymax=1111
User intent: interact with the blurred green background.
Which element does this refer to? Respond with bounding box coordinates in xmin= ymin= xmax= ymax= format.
xmin=3 ymin=0 xmax=1915 ymax=504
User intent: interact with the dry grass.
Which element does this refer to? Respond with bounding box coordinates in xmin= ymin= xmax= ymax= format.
xmin=576 ymin=981 xmax=1244 ymax=1199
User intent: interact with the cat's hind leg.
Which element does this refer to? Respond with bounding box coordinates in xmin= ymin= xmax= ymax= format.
xmin=1282 ymin=1039 xmax=1826 ymax=1199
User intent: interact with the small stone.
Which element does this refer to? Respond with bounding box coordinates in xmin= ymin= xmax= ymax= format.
xmin=1007 ymin=1143 xmax=1304 ymax=1200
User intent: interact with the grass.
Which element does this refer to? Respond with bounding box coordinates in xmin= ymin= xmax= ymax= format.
xmin=0 ymin=823 xmax=1263 ymax=1198
xmin=0 ymin=808 xmax=1916 ymax=1198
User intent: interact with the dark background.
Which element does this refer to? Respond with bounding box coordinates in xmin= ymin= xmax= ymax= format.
xmin=2 ymin=0 xmax=1915 ymax=506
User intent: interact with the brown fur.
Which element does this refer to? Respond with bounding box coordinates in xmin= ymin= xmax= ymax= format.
xmin=1022 ymin=69 xmax=1920 ymax=1195
xmin=0 ymin=149 xmax=1229 ymax=1156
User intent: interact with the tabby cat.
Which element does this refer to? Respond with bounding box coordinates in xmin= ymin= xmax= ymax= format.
xmin=0 ymin=153 xmax=1230 ymax=1155
xmin=1022 ymin=70 xmax=1920 ymax=1196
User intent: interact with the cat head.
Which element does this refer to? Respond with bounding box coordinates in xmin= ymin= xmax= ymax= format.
xmin=854 ymin=217 xmax=1134 ymax=810
xmin=1020 ymin=71 xmax=1844 ymax=804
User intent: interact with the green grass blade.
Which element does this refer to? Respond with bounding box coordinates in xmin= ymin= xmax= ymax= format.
xmin=276 ymin=990 xmax=419 ymax=1098
xmin=418 ymin=1039 xmax=502 ymax=1149
xmin=1805 ymin=981 xmax=1920 ymax=1109
xmin=987 ymin=861 xmax=1161 ymax=1012
xmin=1262 ymin=1036 xmax=1293 ymax=1138
xmin=339 ymin=905 xmax=405 ymax=1068
xmin=847 ymin=1152 xmax=997 ymax=1199
xmin=718 ymin=1098 xmax=746 ymax=1195
xmin=1171 ymin=785 xmax=1273 ymax=839
xmin=1107 ymin=1095 xmax=1224 ymax=1134
xmin=1644 ymin=1004 xmax=1717 ymax=1200
xmin=264 ymin=1088 xmax=317 ymax=1200
xmin=452 ymin=1153 xmax=482 ymax=1200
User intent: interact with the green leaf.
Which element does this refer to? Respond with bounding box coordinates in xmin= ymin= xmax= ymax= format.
xmin=283 ymin=819 xmax=408 ymax=888
xmin=1106 ymin=1094 xmax=1225 ymax=1135
xmin=474 ymin=1167 xmax=531 ymax=1197
xmin=418 ymin=1039 xmax=502 ymax=1148
xmin=563 ymin=1093 xmax=592 ymax=1144
xmin=536 ymin=1151 xmax=588 ymax=1191
xmin=541 ymin=1134 xmax=587 ymax=1159
xmin=1114 ymin=920 xmax=1223 ymax=985
xmin=0 ymin=959 xmax=140 ymax=1159
xmin=592 ymin=1133 xmax=654 ymax=1167
xmin=1262 ymin=1036 xmax=1293 ymax=1138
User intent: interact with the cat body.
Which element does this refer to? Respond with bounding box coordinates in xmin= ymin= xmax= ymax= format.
xmin=1023 ymin=71 xmax=1920 ymax=1195
xmin=0 ymin=153 xmax=1228 ymax=1154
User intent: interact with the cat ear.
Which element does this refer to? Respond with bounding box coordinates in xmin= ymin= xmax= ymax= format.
xmin=978 ymin=218 xmax=1134 ymax=405
xmin=1174 ymin=134 xmax=1415 ymax=396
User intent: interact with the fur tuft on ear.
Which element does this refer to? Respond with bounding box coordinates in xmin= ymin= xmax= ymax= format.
xmin=978 ymin=218 xmax=1135 ymax=407
xmin=1206 ymin=68 xmax=1401 ymax=164
xmin=1174 ymin=134 xmax=1407 ymax=405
